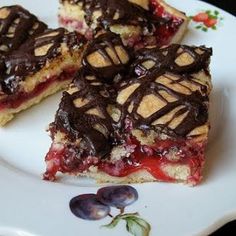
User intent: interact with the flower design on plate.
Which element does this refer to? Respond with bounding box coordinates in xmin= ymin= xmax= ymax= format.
xmin=189 ymin=10 xmax=223 ymax=32
xmin=70 ymin=185 xmax=151 ymax=236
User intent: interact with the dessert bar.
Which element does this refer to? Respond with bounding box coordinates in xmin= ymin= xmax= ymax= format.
xmin=44 ymin=33 xmax=212 ymax=185
xmin=58 ymin=0 xmax=189 ymax=47
xmin=0 ymin=28 xmax=85 ymax=126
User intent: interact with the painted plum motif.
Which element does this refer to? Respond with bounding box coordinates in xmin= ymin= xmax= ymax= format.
xmin=70 ymin=185 xmax=151 ymax=236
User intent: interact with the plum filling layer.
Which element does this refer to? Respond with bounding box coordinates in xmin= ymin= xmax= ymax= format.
xmin=150 ymin=0 xmax=184 ymax=45
xmin=43 ymin=135 xmax=205 ymax=184
xmin=0 ymin=68 xmax=77 ymax=111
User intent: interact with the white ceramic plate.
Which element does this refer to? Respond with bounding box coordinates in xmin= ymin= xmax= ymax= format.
xmin=1 ymin=0 xmax=236 ymax=235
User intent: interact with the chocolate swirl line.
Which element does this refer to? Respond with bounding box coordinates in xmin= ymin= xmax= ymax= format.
xmin=118 ymin=44 xmax=212 ymax=137
xmin=0 ymin=5 xmax=47 ymax=54
xmin=130 ymin=44 xmax=213 ymax=77
xmin=52 ymin=70 xmax=115 ymax=157
xmin=0 ymin=55 xmax=5 ymax=74
xmin=82 ymin=32 xmax=131 ymax=81
xmin=118 ymin=76 xmax=209 ymax=137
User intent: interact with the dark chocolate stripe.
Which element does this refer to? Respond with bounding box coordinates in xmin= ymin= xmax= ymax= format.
xmin=0 ymin=5 xmax=47 ymax=54
xmin=82 ymin=32 xmax=131 ymax=81
xmin=130 ymin=45 xmax=212 ymax=77
xmin=119 ymin=44 xmax=212 ymax=137
xmin=52 ymin=70 xmax=116 ymax=157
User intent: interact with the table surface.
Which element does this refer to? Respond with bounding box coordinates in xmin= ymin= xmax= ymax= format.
xmin=202 ymin=1 xmax=236 ymax=235
xmin=203 ymin=0 xmax=236 ymax=16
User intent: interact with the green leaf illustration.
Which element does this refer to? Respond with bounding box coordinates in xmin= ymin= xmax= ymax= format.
xmin=195 ymin=25 xmax=202 ymax=29
xmin=103 ymin=213 xmax=151 ymax=236
xmin=126 ymin=215 xmax=151 ymax=236
xmin=210 ymin=15 xmax=217 ymax=19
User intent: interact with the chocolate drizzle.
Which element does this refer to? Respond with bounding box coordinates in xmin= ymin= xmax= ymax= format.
xmin=82 ymin=32 xmax=131 ymax=82
xmin=119 ymin=44 xmax=212 ymax=137
xmin=0 ymin=56 xmax=5 ymax=74
xmin=118 ymin=77 xmax=209 ymax=137
xmin=52 ymin=41 xmax=212 ymax=158
xmin=53 ymin=69 xmax=116 ymax=157
xmin=0 ymin=28 xmax=85 ymax=94
xmin=61 ymin=0 xmax=160 ymax=34
xmin=0 ymin=5 xmax=47 ymax=54
xmin=130 ymin=45 xmax=212 ymax=77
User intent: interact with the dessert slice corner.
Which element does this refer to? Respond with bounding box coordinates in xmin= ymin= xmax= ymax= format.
xmin=151 ymin=0 xmax=190 ymax=44
xmin=0 ymin=28 xmax=86 ymax=126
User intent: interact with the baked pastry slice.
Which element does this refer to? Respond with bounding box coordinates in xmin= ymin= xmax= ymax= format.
xmin=0 ymin=28 xmax=86 ymax=126
xmin=58 ymin=0 xmax=188 ymax=47
xmin=43 ymin=32 xmax=130 ymax=181
xmin=44 ymin=35 xmax=212 ymax=186
xmin=111 ymin=45 xmax=212 ymax=185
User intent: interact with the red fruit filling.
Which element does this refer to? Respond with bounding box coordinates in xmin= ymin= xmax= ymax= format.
xmin=59 ymin=17 xmax=93 ymax=40
xmin=44 ymin=143 xmax=99 ymax=181
xmin=150 ymin=0 xmax=184 ymax=45
xmin=44 ymin=135 xmax=205 ymax=184
xmin=0 ymin=67 xmax=77 ymax=111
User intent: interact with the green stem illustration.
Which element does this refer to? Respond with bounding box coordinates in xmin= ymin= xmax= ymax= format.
xmin=103 ymin=212 xmax=151 ymax=236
